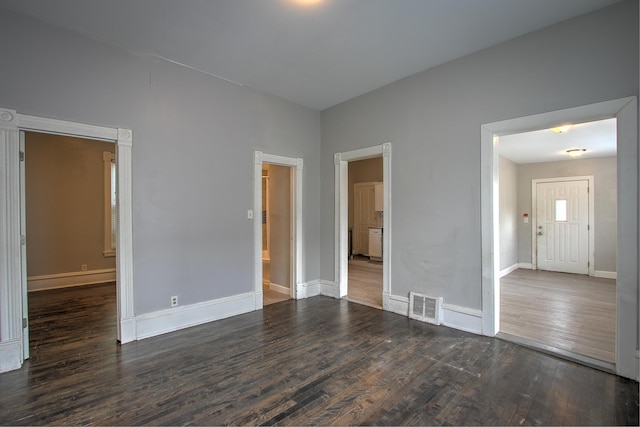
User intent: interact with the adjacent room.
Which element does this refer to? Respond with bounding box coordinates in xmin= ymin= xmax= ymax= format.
xmin=0 ymin=0 xmax=637 ymax=425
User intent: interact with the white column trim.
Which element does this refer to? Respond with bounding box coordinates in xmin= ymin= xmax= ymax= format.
xmin=0 ymin=108 xmax=22 ymax=371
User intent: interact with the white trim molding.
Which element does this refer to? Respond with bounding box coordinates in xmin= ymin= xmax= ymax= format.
xmin=136 ymin=292 xmax=255 ymax=340
xmin=28 ymin=268 xmax=116 ymax=292
xmin=481 ymin=97 xmax=638 ymax=380
xmin=594 ymin=271 xmax=617 ymax=280
xmin=441 ymin=304 xmax=483 ymax=335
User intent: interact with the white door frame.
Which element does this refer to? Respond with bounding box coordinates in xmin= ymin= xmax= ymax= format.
xmin=0 ymin=107 xmax=135 ymax=373
xmin=531 ymin=176 xmax=595 ymax=276
xmin=334 ymin=142 xmax=391 ymax=308
xmin=253 ymin=151 xmax=303 ymax=309
xmin=480 ymin=97 xmax=638 ymax=380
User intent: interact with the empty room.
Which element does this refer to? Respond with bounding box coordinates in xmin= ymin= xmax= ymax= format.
xmin=0 ymin=0 xmax=638 ymax=425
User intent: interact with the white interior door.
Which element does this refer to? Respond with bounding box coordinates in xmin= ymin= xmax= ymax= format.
xmin=19 ymin=132 xmax=29 ymax=359
xmin=536 ymin=179 xmax=589 ymax=274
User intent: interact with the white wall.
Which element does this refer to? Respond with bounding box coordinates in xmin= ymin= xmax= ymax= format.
xmin=0 ymin=8 xmax=321 ymax=315
xmin=321 ymin=1 xmax=637 ymax=311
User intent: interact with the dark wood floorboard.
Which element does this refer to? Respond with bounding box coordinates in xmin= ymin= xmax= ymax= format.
xmin=0 ymin=283 xmax=637 ymax=425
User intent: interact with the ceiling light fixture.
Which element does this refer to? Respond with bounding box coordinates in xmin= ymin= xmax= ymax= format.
xmin=566 ymin=148 xmax=587 ymax=157
xmin=550 ymin=125 xmax=572 ymax=134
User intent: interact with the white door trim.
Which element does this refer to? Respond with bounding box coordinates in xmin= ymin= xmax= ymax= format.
xmin=0 ymin=107 xmax=135 ymax=373
xmin=253 ymin=152 xmax=303 ymax=308
xmin=480 ymin=97 xmax=638 ymax=380
xmin=531 ymin=176 xmax=595 ymax=276
xmin=334 ymin=142 xmax=391 ymax=308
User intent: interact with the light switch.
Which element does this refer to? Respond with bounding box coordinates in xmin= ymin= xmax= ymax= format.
xmin=247 ymin=210 xmax=254 ymax=219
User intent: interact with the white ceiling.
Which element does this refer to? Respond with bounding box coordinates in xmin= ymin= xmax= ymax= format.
xmin=498 ymin=118 xmax=617 ymax=164
xmin=0 ymin=0 xmax=622 ymax=111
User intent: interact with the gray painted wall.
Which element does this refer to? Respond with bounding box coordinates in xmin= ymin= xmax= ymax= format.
xmin=499 ymin=156 xmax=518 ymax=271
xmin=517 ymin=156 xmax=617 ymax=273
xmin=320 ymin=1 xmax=637 ymax=309
xmin=0 ymin=8 xmax=321 ymax=314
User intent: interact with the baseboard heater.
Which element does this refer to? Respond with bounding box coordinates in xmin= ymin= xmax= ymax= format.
xmin=409 ymin=292 xmax=443 ymax=325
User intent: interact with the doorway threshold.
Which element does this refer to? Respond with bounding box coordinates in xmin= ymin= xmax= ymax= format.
xmin=496 ymin=332 xmax=615 ymax=374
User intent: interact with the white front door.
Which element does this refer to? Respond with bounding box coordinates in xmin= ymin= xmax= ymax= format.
xmin=536 ymin=179 xmax=589 ymax=274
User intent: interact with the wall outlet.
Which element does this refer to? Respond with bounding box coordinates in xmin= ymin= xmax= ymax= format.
xmin=170 ymin=296 xmax=178 ymax=307
xmin=81 ymin=264 xmax=88 ymax=271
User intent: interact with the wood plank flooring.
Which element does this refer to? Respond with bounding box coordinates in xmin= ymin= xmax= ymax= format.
xmin=347 ymin=255 xmax=382 ymax=308
xmin=0 ymin=283 xmax=637 ymax=425
xmin=500 ymin=269 xmax=616 ymax=363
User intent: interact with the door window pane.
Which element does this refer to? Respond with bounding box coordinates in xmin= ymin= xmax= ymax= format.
xmin=555 ymin=199 xmax=567 ymax=221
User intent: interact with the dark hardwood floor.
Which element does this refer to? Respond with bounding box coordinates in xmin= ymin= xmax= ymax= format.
xmin=0 ymin=283 xmax=637 ymax=425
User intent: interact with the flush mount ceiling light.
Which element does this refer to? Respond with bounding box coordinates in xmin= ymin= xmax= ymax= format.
xmin=566 ymin=148 xmax=587 ymax=157
xmin=550 ymin=125 xmax=572 ymax=134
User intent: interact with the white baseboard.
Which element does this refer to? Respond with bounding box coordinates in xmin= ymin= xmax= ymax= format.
xmin=385 ymin=294 xmax=409 ymax=316
xmin=594 ymin=270 xmax=617 ymax=279
xmin=297 ymin=280 xmax=320 ymax=299
xmin=269 ymin=282 xmax=290 ymax=296
xmin=319 ymin=280 xmax=336 ymax=297
xmin=518 ymin=263 xmax=533 ymax=269
xmin=135 ymin=292 xmax=254 ymax=340
xmin=441 ymin=304 xmax=483 ymax=334
xmin=0 ymin=339 xmax=22 ymax=373
xmin=499 ymin=263 xmax=519 ymax=278
xmin=28 ymin=268 xmax=116 ymax=292
xmin=119 ymin=317 xmax=137 ymax=344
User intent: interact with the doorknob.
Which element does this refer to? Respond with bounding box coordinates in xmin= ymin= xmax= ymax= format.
xmin=537 ymin=231 xmax=543 ymax=236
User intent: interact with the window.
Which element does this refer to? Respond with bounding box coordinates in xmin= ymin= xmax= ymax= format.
xmin=555 ymin=199 xmax=567 ymax=222
xmin=103 ymin=151 xmax=116 ymax=256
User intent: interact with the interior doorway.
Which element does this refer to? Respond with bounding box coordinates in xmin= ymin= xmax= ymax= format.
xmin=334 ymin=142 xmax=391 ymax=311
xmin=261 ymin=163 xmax=293 ymax=306
xmin=21 ymin=132 xmax=119 ymax=358
xmin=495 ymin=119 xmax=616 ymax=368
xmin=481 ymin=97 xmax=639 ymax=380
xmin=345 ymin=158 xmax=383 ymax=308
xmin=252 ymin=151 xmax=302 ymax=310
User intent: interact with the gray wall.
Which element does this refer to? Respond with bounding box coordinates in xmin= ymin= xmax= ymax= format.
xmin=0 ymin=8 xmax=321 ymax=314
xmin=25 ymin=132 xmax=117 ymax=276
xmin=320 ymin=1 xmax=637 ymax=309
xmin=499 ymin=156 xmax=518 ymax=271
xmin=517 ymin=156 xmax=617 ymax=273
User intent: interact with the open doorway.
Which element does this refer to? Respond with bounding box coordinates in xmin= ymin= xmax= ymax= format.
xmin=22 ymin=131 xmax=118 ymax=359
xmin=262 ymin=163 xmax=293 ymax=306
xmin=253 ymin=151 xmax=302 ymax=309
xmin=496 ymin=119 xmax=617 ymax=368
xmin=345 ymin=157 xmax=383 ymax=308
xmin=334 ymin=142 xmax=391 ymax=311
xmin=481 ymin=97 xmax=638 ymax=380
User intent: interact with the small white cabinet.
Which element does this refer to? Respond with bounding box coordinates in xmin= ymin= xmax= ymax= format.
xmin=369 ymin=228 xmax=382 ymax=260
xmin=374 ymin=182 xmax=383 ymax=212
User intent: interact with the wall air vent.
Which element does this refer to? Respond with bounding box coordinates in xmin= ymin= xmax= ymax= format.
xmin=408 ymin=292 xmax=442 ymax=325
